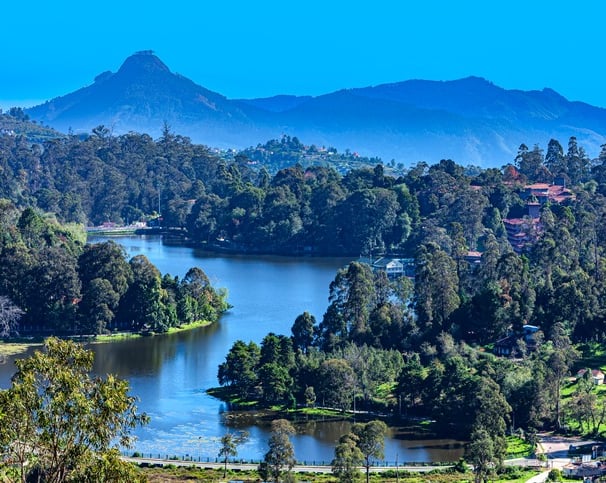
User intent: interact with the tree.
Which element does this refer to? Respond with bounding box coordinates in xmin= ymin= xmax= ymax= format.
xmin=351 ymin=420 xmax=388 ymax=483
xmin=317 ymin=358 xmax=356 ymax=411
xmin=0 ymin=295 xmax=23 ymax=337
xmin=320 ymin=262 xmax=376 ymax=346
xmin=0 ymin=337 xmax=148 ymax=482
xmin=544 ymin=323 xmax=578 ymax=429
xmin=291 ymin=312 xmax=316 ymax=353
xmin=467 ymin=427 xmax=496 ymax=483
xmin=414 ymin=242 xmax=460 ymax=338
xmin=332 ymin=432 xmax=363 ymax=483
xmin=472 ymin=377 xmax=510 ymax=467
xmin=217 ymin=340 xmax=260 ymax=398
xmin=118 ymin=255 xmax=167 ymax=331
xmin=259 ymin=419 xmax=296 ymax=482
xmin=218 ymin=430 xmax=249 ymax=478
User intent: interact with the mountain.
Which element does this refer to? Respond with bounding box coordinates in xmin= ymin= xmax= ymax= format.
xmin=27 ymin=51 xmax=606 ymax=166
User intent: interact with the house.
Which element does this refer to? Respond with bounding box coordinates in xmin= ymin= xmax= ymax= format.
xmin=576 ymin=369 xmax=605 ymax=385
xmin=502 ymin=181 xmax=575 ymax=253
xmin=464 ymin=251 xmax=483 ymax=266
xmin=493 ymin=325 xmax=540 ymax=357
xmin=493 ymin=334 xmax=518 ymax=356
xmin=562 ymin=460 xmax=606 ymax=479
xmin=359 ymin=256 xmax=415 ymax=279
xmin=522 ymin=182 xmax=575 ymax=204
xmin=503 ymin=217 xmax=541 ymax=254
xmin=372 ymin=257 xmax=404 ymax=278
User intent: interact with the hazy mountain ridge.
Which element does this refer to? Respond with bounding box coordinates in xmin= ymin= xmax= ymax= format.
xmin=26 ymin=51 xmax=606 ymax=165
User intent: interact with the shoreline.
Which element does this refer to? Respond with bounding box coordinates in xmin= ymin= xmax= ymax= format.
xmin=0 ymin=319 xmax=215 ymax=357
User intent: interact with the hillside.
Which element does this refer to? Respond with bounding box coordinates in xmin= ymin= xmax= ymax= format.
xmin=0 ymin=108 xmax=63 ymax=143
xmin=26 ymin=51 xmax=606 ymax=166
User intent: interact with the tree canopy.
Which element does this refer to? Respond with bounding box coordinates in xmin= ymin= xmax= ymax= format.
xmin=0 ymin=337 xmax=147 ymax=482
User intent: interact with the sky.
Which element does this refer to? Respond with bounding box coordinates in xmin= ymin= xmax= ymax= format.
xmin=1 ymin=0 xmax=605 ymax=110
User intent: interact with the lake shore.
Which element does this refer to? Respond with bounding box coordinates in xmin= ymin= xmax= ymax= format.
xmin=0 ymin=319 xmax=215 ymax=357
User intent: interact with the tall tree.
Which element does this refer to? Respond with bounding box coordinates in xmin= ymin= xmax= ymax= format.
xmin=218 ymin=430 xmax=249 ymax=478
xmin=317 ymin=358 xmax=356 ymax=411
xmin=217 ymin=340 xmax=260 ymax=398
xmin=291 ymin=312 xmax=316 ymax=353
xmin=351 ymin=420 xmax=388 ymax=483
xmin=0 ymin=295 xmax=23 ymax=338
xmin=332 ymin=432 xmax=363 ymax=483
xmin=414 ymin=242 xmax=460 ymax=338
xmin=467 ymin=427 xmax=496 ymax=483
xmin=259 ymin=419 xmax=296 ymax=483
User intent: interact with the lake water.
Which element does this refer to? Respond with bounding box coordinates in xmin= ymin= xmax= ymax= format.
xmin=0 ymin=235 xmax=464 ymax=464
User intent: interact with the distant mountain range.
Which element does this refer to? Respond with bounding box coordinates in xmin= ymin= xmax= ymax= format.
xmin=26 ymin=51 xmax=606 ymax=166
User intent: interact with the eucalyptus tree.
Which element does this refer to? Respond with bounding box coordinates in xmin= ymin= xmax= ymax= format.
xmin=218 ymin=430 xmax=249 ymax=478
xmin=332 ymin=432 xmax=363 ymax=483
xmin=291 ymin=311 xmax=316 ymax=354
xmin=259 ymin=419 xmax=296 ymax=483
xmin=0 ymin=338 xmax=148 ymax=482
xmin=414 ymin=242 xmax=460 ymax=338
xmin=318 ymin=261 xmax=376 ymax=347
xmin=351 ymin=420 xmax=388 ymax=483
xmin=0 ymin=295 xmax=23 ymax=337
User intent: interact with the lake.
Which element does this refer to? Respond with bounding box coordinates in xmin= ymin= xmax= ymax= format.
xmin=0 ymin=235 xmax=464 ymax=464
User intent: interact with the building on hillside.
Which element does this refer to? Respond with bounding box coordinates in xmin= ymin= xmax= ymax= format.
xmin=576 ymin=369 xmax=605 ymax=385
xmin=562 ymin=460 xmax=606 ymax=479
xmin=503 ymin=217 xmax=541 ymax=254
xmin=464 ymin=251 xmax=483 ymax=266
xmin=522 ymin=182 xmax=575 ymax=204
xmin=502 ymin=181 xmax=574 ymax=253
xmin=360 ymin=257 xmax=415 ymax=279
xmin=493 ymin=325 xmax=540 ymax=357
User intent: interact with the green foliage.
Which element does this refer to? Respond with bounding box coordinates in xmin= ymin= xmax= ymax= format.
xmin=351 ymin=420 xmax=388 ymax=483
xmin=260 ymin=419 xmax=296 ymax=482
xmin=0 ymin=337 xmax=148 ymax=482
xmin=218 ymin=430 xmax=249 ymax=477
xmin=0 ymin=206 xmax=227 ymax=337
xmin=332 ymin=432 xmax=363 ymax=483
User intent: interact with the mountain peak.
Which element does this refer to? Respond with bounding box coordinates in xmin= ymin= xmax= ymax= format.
xmin=117 ymin=50 xmax=170 ymax=76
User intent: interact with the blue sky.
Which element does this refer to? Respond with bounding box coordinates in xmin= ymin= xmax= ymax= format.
xmin=1 ymin=0 xmax=605 ymax=109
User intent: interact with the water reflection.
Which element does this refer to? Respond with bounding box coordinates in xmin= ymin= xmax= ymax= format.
xmin=0 ymin=236 xmax=465 ymax=463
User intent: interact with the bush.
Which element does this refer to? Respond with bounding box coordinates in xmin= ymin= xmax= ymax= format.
xmin=500 ymin=466 xmax=524 ymax=480
xmin=452 ymin=458 xmax=468 ymax=473
xmin=548 ymin=469 xmax=563 ymax=482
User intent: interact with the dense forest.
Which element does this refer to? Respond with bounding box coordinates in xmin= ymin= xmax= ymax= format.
xmin=4 ymin=111 xmax=606 ymax=470
xmin=0 ymin=203 xmax=228 ymax=336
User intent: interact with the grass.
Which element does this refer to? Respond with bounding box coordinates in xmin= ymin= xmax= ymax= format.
xmin=0 ymin=341 xmax=42 ymax=357
xmin=139 ymin=465 xmax=541 ymax=483
xmin=506 ymin=436 xmax=533 ymax=458
xmin=576 ymin=342 xmax=606 ymax=369
xmin=92 ymin=320 xmax=213 ymax=343
xmin=92 ymin=332 xmax=143 ymax=343
xmin=165 ymin=320 xmax=212 ymax=334
xmin=559 ymin=342 xmax=606 ymax=436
